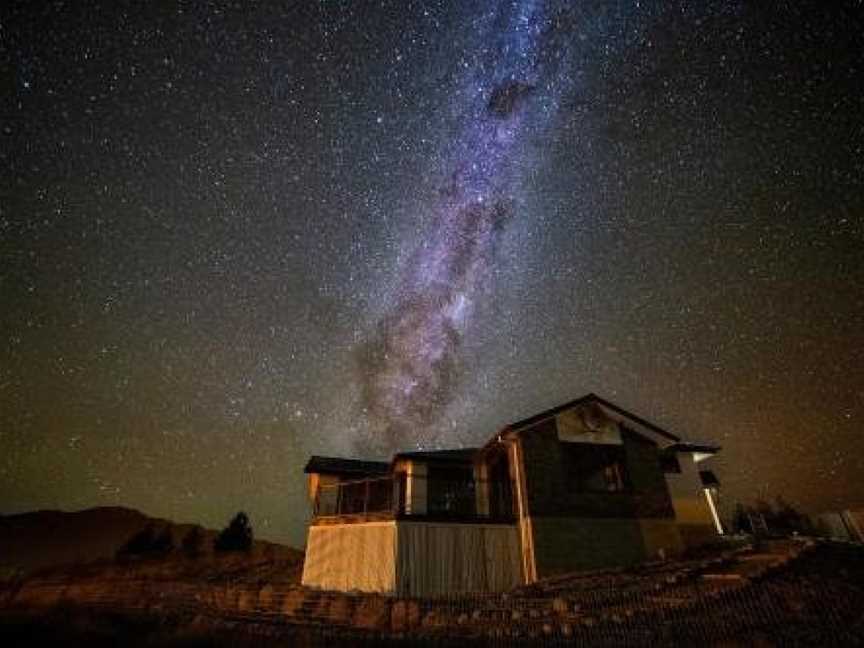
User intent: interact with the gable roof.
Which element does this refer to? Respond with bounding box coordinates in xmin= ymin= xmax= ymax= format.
xmin=303 ymin=455 xmax=390 ymax=476
xmin=503 ymin=393 xmax=681 ymax=444
xmin=486 ymin=392 xmax=721 ymax=455
xmin=305 ymin=395 xmax=719 ymax=476
xmin=669 ymin=441 xmax=721 ymax=455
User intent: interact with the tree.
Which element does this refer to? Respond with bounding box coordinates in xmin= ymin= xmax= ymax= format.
xmin=151 ymin=527 xmax=174 ymax=555
xmin=116 ymin=524 xmax=173 ymax=559
xmin=214 ymin=512 xmax=253 ymax=552
xmin=182 ymin=527 xmax=205 ymax=558
xmin=117 ymin=524 xmax=157 ymax=559
xmin=732 ymin=503 xmax=752 ymax=534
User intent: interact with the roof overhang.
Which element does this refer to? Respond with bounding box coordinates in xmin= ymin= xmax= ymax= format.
xmin=668 ymin=442 xmax=721 ymax=462
xmin=479 ymin=393 xmax=721 ymax=458
xmin=303 ymin=455 xmax=390 ymax=477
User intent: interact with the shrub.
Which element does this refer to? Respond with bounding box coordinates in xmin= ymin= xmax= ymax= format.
xmin=214 ymin=512 xmax=253 ymax=552
xmin=116 ymin=524 xmax=173 ymax=559
xmin=182 ymin=526 xmax=205 ymax=558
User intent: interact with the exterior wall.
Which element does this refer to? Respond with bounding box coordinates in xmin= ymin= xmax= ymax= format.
xmin=528 ymin=516 xmax=683 ymax=577
xmin=302 ymin=521 xmax=397 ymax=593
xmin=395 ymin=522 xmax=521 ymax=597
xmin=639 ymin=518 xmax=685 ymax=559
xmin=666 ymin=452 xmax=718 ymax=547
xmin=515 ymin=412 xmax=683 ymax=577
xmin=518 ymin=417 xmax=676 ymax=519
xmin=475 ymin=461 xmax=490 ymax=516
xmin=816 ymin=510 xmax=864 ymax=542
xmin=302 ymin=520 xmax=521 ymax=597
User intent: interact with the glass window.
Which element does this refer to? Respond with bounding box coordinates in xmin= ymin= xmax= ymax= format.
xmin=427 ymin=464 xmax=476 ymax=515
xmin=562 ymin=443 xmax=629 ymax=493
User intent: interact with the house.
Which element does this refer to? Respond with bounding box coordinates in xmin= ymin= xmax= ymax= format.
xmin=301 ymin=393 xmax=722 ymax=597
xmin=815 ymin=510 xmax=864 ymax=542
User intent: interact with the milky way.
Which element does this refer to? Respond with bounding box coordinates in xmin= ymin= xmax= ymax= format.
xmin=358 ymin=1 xmax=564 ymax=452
xmin=3 ymin=0 xmax=863 ymax=545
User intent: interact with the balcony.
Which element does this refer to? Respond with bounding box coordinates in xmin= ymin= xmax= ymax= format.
xmin=312 ymin=473 xmax=516 ymax=525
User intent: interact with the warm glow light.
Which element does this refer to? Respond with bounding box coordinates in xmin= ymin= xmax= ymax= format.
xmin=704 ymin=488 xmax=724 ymax=535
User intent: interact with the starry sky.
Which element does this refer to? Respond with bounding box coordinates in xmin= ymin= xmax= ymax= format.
xmin=2 ymin=0 xmax=862 ymax=547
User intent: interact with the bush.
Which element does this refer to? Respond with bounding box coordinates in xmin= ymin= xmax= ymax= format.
xmin=182 ymin=526 xmax=205 ymax=558
xmin=117 ymin=524 xmax=173 ymax=559
xmin=152 ymin=527 xmax=175 ymax=555
xmin=214 ymin=512 xmax=253 ymax=552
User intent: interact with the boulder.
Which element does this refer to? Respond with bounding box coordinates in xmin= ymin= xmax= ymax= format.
xmin=327 ymin=595 xmax=352 ymax=624
xmin=390 ymin=599 xmax=420 ymax=632
xmin=353 ymin=594 xmax=389 ymax=630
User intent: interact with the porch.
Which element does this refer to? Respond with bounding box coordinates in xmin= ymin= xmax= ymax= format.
xmin=311 ymin=472 xmax=516 ymax=526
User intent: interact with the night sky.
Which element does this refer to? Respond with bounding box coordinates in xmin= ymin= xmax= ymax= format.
xmin=2 ymin=1 xmax=862 ymax=547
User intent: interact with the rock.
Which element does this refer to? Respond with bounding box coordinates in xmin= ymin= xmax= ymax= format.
xmin=258 ymin=584 xmax=274 ymax=609
xmin=390 ymin=599 xmax=420 ymax=633
xmin=422 ymin=609 xmax=445 ymax=628
xmin=327 ymin=595 xmax=352 ymax=624
xmin=354 ymin=595 xmax=389 ymax=630
xmin=235 ymin=588 xmax=255 ymax=612
xmin=281 ymin=589 xmax=305 ymax=616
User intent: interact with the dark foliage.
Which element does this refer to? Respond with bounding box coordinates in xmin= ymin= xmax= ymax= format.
xmin=214 ymin=512 xmax=253 ymax=552
xmin=116 ymin=524 xmax=174 ymax=559
xmin=152 ymin=527 xmax=175 ymax=554
xmin=731 ymin=498 xmax=814 ymax=537
xmin=181 ymin=526 xmax=205 ymax=558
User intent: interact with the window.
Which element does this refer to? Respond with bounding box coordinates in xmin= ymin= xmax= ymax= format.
xmin=562 ymin=443 xmax=629 ymax=493
xmin=427 ymin=464 xmax=476 ymax=515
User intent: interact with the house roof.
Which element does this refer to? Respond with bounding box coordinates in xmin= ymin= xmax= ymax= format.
xmin=502 ymin=392 xmax=682 ymax=443
xmin=306 ymin=394 xmax=720 ymax=476
xmin=393 ymin=448 xmax=478 ymax=463
xmin=482 ymin=392 xmax=720 ymax=456
xmin=669 ymin=441 xmax=721 ymax=455
xmin=303 ymin=455 xmax=390 ymax=476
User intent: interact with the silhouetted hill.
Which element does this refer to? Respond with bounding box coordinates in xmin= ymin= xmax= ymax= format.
xmin=0 ymin=507 xmax=299 ymax=575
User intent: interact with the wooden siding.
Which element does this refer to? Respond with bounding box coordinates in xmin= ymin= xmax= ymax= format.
xmin=518 ymin=417 xmax=675 ymax=520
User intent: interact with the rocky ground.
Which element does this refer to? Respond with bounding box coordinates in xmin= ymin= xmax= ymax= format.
xmin=2 ymin=538 xmax=863 ymax=646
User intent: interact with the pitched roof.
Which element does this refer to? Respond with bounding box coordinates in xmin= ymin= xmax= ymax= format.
xmin=303 ymin=456 xmax=390 ymax=476
xmin=393 ymin=448 xmax=478 ymax=463
xmin=669 ymin=441 xmax=721 ymax=454
xmin=504 ymin=392 xmax=681 ymax=443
